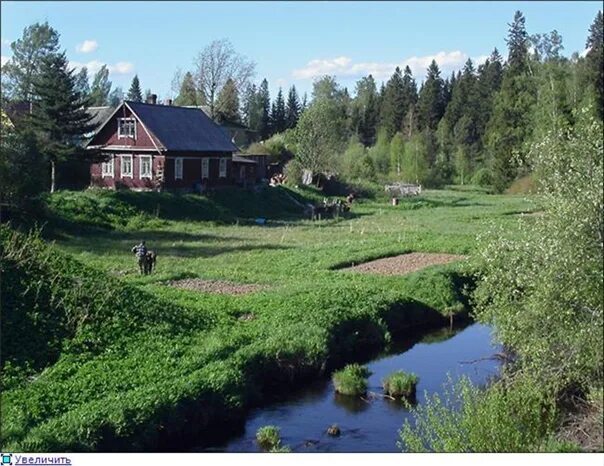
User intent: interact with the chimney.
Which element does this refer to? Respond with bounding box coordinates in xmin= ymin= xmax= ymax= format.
xmin=166 ymin=99 xmax=173 ymax=106
xmin=147 ymin=94 xmax=157 ymax=105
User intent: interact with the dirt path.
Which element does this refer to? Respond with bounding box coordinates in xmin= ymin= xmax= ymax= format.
xmin=166 ymin=278 xmax=265 ymax=295
xmin=344 ymin=252 xmax=466 ymax=276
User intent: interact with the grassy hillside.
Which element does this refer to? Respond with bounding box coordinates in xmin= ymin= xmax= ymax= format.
xmin=1 ymin=186 xmax=536 ymax=451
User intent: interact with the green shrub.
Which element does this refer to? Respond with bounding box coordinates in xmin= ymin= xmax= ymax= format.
xmin=470 ymin=168 xmax=494 ymax=187
xmin=332 ymin=364 xmax=371 ymax=396
xmin=399 ymin=374 xmax=559 ymax=452
xmin=256 ymin=425 xmax=280 ymax=450
xmin=382 ymin=371 xmax=419 ymax=398
xmin=269 ymin=442 xmax=292 ymax=452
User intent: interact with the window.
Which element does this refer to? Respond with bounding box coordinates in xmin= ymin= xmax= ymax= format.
xmin=140 ymin=156 xmax=152 ymax=179
xmin=117 ymin=118 xmax=136 ymax=139
xmin=120 ymin=155 xmax=133 ymax=178
xmin=101 ymin=155 xmax=114 ymax=177
xmin=175 ymin=158 xmax=183 ymax=180
xmin=219 ymin=158 xmax=227 ymax=178
xmin=201 ymin=158 xmax=209 ymax=179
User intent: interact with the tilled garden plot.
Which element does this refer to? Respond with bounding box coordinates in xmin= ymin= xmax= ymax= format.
xmin=166 ymin=278 xmax=266 ymax=295
xmin=344 ymin=252 xmax=466 ymax=276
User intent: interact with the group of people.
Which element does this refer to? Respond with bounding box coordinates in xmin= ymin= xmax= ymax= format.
xmin=131 ymin=241 xmax=157 ymax=275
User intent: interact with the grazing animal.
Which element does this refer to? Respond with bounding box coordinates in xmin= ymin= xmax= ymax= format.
xmin=144 ymin=250 xmax=157 ymax=274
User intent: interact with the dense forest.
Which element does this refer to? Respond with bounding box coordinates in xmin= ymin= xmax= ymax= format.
xmin=2 ymin=10 xmax=602 ymax=203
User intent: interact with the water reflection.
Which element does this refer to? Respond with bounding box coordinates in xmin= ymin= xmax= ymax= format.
xmin=206 ymin=322 xmax=501 ymax=453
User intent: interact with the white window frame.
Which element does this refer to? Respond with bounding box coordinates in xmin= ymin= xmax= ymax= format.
xmin=117 ymin=118 xmax=137 ymax=139
xmin=139 ymin=155 xmax=152 ymax=179
xmin=101 ymin=155 xmax=114 ymax=177
xmin=120 ymin=154 xmax=133 ymax=178
xmin=175 ymin=157 xmax=183 ymax=180
xmin=201 ymin=158 xmax=209 ymax=179
xmin=219 ymin=158 xmax=227 ymax=178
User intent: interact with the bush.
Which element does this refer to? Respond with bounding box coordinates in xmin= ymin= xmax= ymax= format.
xmin=399 ymin=374 xmax=559 ymax=452
xmin=256 ymin=425 xmax=281 ymax=450
xmin=471 ymin=168 xmax=494 ymax=187
xmin=332 ymin=364 xmax=371 ymax=396
xmin=382 ymin=371 xmax=419 ymax=398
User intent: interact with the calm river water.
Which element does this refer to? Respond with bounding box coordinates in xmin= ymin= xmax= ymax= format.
xmin=204 ymin=322 xmax=501 ymax=453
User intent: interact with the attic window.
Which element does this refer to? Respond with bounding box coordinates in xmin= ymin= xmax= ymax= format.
xmin=117 ymin=118 xmax=136 ymax=139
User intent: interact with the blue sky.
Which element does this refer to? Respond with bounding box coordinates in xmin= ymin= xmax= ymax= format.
xmin=1 ymin=1 xmax=601 ymax=101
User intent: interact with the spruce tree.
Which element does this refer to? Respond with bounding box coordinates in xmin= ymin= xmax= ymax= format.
xmin=174 ymin=71 xmax=198 ymax=106
xmin=258 ymin=79 xmax=271 ymax=140
xmin=30 ymin=52 xmax=97 ymax=192
xmin=215 ymin=78 xmax=241 ymax=123
xmin=270 ymin=87 xmax=286 ymax=134
xmin=380 ymin=67 xmax=406 ymax=139
xmin=285 ymin=85 xmax=301 ymax=129
xmin=417 ymin=60 xmax=445 ymax=132
xmin=351 ymin=75 xmax=380 ymax=146
xmin=89 ymin=65 xmax=112 ymax=106
xmin=485 ymin=10 xmax=537 ymax=192
xmin=127 ymin=74 xmax=143 ymax=102
xmin=584 ymin=11 xmax=603 ymax=118
xmin=507 ymin=10 xmax=530 ymax=73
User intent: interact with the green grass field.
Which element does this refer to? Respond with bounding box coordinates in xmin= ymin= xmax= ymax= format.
xmin=1 ymin=185 xmax=536 ymax=451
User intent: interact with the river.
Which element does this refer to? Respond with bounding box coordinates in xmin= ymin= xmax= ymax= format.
xmin=202 ymin=322 xmax=501 ymax=453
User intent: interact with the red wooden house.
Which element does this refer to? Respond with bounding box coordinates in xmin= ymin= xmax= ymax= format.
xmin=87 ymin=99 xmax=238 ymax=191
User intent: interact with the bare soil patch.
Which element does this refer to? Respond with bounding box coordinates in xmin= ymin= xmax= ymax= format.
xmin=344 ymin=252 xmax=467 ymax=276
xmin=166 ymin=278 xmax=265 ymax=295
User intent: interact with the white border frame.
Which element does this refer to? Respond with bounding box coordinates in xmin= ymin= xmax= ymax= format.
xmin=175 ymin=157 xmax=183 ymax=180
xmin=139 ymin=155 xmax=153 ymax=179
xmin=120 ymin=154 xmax=133 ymax=178
xmin=201 ymin=158 xmax=209 ymax=179
xmin=117 ymin=117 xmax=137 ymax=140
xmin=101 ymin=155 xmax=114 ymax=178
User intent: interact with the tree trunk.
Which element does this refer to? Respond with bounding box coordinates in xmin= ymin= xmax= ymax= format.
xmin=50 ymin=159 xmax=56 ymax=193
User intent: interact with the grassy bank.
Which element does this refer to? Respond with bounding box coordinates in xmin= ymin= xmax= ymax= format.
xmin=1 ymin=186 xmax=535 ymax=451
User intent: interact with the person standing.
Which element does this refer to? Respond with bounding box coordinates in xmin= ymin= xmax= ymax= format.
xmin=131 ymin=240 xmax=148 ymax=275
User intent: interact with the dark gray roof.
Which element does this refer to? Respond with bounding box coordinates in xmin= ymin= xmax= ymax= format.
xmin=127 ymin=101 xmax=238 ymax=152
xmin=232 ymin=155 xmax=258 ymax=164
xmin=87 ymin=106 xmax=115 ymax=132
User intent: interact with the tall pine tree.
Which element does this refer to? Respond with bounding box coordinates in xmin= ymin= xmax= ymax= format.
xmin=174 ymin=71 xmax=198 ymax=106
xmin=215 ymin=78 xmax=241 ymax=123
xmin=417 ymin=60 xmax=446 ymax=132
xmin=258 ymin=79 xmax=271 ymax=140
xmin=380 ymin=67 xmax=406 ymax=139
xmin=485 ymin=10 xmax=537 ymax=192
xmin=127 ymin=75 xmax=143 ymax=102
xmin=270 ymin=87 xmax=286 ymax=134
xmin=285 ymin=85 xmax=301 ymax=129
xmin=30 ymin=52 xmax=97 ymax=192
xmin=584 ymin=11 xmax=603 ymax=118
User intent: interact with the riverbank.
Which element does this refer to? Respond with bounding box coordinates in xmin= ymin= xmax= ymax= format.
xmin=1 ymin=187 xmax=536 ymax=451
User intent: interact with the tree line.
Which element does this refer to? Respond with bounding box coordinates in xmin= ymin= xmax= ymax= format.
xmin=282 ymin=10 xmax=602 ymax=192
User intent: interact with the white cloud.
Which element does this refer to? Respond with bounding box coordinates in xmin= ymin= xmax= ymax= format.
xmin=1 ymin=55 xmax=9 ymax=67
xmin=1 ymin=38 xmax=10 ymax=48
xmin=69 ymin=59 xmax=134 ymax=75
xmin=292 ymin=51 xmax=491 ymax=82
xmin=76 ymin=40 xmax=98 ymax=54
xmin=580 ymin=47 xmax=591 ymax=58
